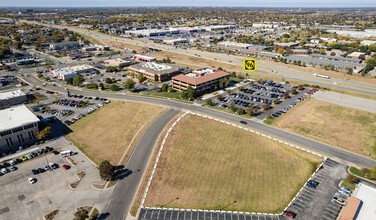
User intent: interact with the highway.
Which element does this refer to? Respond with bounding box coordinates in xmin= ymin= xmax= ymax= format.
xmin=21 ymin=20 xmax=376 ymax=97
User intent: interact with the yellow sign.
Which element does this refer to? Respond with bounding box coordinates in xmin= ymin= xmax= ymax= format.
xmin=242 ymin=58 xmax=257 ymax=72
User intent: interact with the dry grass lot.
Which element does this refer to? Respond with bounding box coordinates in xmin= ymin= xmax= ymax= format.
xmin=66 ymin=101 xmax=164 ymax=165
xmin=273 ymin=98 xmax=376 ymax=159
xmin=144 ymin=115 xmax=321 ymax=213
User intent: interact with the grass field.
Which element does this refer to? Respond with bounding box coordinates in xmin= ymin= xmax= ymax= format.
xmin=144 ymin=114 xmax=321 ymax=213
xmin=273 ymin=98 xmax=376 ymax=159
xmin=66 ymin=101 xmax=164 ymax=165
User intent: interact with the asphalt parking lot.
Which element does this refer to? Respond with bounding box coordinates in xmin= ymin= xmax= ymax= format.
xmin=0 ymin=136 xmax=111 ymax=220
xmin=212 ymin=80 xmax=317 ymax=120
xmin=138 ymin=159 xmax=348 ymax=220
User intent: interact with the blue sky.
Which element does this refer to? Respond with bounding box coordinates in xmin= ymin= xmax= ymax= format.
xmin=1 ymin=0 xmax=375 ymax=7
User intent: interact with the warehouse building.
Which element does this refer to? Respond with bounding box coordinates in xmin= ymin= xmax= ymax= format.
xmin=0 ymin=105 xmax=40 ymax=153
xmin=0 ymin=89 xmax=27 ymax=109
xmin=49 ymin=42 xmax=80 ymax=50
xmin=172 ymin=68 xmax=229 ymax=95
xmin=51 ymin=65 xmax=95 ymax=80
xmin=128 ymin=62 xmax=181 ymax=82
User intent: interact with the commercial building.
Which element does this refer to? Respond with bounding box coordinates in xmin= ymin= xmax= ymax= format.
xmin=163 ymin=38 xmax=188 ymax=45
xmin=292 ymin=49 xmax=308 ymax=55
xmin=327 ymin=29 xmax=376 ymax=38
xmin=361 ymin=40 xmax=376 ymax=46
xmin=104 ymin=58 xmax=132 ymax=67
xmin=133 ymin=54 xmax=157 ymax=62
xmin=49 ymin=42 xmax=80 ymax=50
xmin=338 ymin=196 xmax=361 ymax=220
xmin=1 ymin=55 xmax=35 ymax=63
xmin=274 ymin=42 xmax=299 ymax=48
xmin=0 ymin=89 xmax=27 ymax=109
xmin=82 ymin=45 xmax=110 ymax=52
xmin=172 ymin=68 xmax=229 ymax=95
xmin=0 ymin=105 xmax=40 ymax=153
xmin=128 ymin=62 xmax=181 ymax=82
xmin=351 ymin=183 xmax=376 ymax=220
xmin=51 ymin=65 xmax=95 ymax=80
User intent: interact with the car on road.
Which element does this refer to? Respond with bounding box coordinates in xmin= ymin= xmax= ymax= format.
xmin=240 ymin=121 xmax=247 ymax=125
xmin=28 ymin=177 xmax=36 ymax=184
xmin=283 ymin=211 xmax=296 ymax=218
xmin=62 ymin=165 xmax=70 ymax=170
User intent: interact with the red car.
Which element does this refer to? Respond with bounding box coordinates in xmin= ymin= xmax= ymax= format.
xmin=312 ymin=88 xmax=319 ymax=91
xmin=62 ymin=165 xmax=70 ymax=170
xmin=307 ymin=92 xmax=313 ymax=94
xmin=71 ymin=118 xmax=77 ymax=122
xmin=284 ymin=211 xmax=296 ymax=218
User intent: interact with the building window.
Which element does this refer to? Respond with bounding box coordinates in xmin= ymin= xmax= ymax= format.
xmin=28 ymin=131 xmax=35 ymax=140
xmin=6 ymin=138 xmax=13 ymax=147
xmin=17 ymin=134 xmax=24 ymax=143
xmin=0 ymin=130 xmax=12 ymax=137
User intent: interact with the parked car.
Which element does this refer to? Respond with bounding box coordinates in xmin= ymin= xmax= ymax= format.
xmin=9 ymin=166 xmax=17 ymax=171
xmin=43 ymin=165 xmax=50 ymax=171
xmin=307 ymin=180 xmax=319 ymax=189
xmin=283 ymin=211 xmax=296 ymax=218
xmin=28 ymin=177 xmax=36 ymax=184
xmin=1 ymin=168 xmax=8 ymax=174
xmin=32 ymin=169 xmax=39 ymax=175
xmin=21 ymin=156 xmax=28 ymax=161
xmin=49 ymin=162 xmax=57 ymax=169
xmin=62 ymin=165 xmax=70 ymax=170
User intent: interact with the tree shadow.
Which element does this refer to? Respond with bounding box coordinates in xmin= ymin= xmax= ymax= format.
xmin=97 ymin=212 xmax=110 ymax=220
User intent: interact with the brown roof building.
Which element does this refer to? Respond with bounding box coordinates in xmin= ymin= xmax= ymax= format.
xmin=172 ymin=68 xmax=229 ymax=95
xmin=338 ymin=196 xmax=361 ymax=220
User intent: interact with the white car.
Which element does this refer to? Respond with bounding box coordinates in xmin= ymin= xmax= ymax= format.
xmin=1 ymin=168 xmax=8 ymax=174
xmin=9 ymin=160 xmax=16 ymax=165
xmin=28 ymin=177 xmax=36 ymax=184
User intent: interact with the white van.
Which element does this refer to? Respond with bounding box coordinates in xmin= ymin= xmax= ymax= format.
xmin=60 ymin=150 xmax=72 ymax=158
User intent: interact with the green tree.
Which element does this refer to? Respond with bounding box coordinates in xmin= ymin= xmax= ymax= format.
xmin=236 ymin=108 xmax=244 ymax=115
xmin=98 ymin=160 xmax=114 ymax=181
xmin=137 ymin=73 xmax=144 ymax=81
xmin=273 ymin=98 xmax=280 ymax=105
xmin=290 ymin=88 xmax=297 ymax=94
xmin=110 ymin=84 xmax=118 ymax=91
xmin=167 ymin=86 xmax=174 ymax=92
xmin=283 ymin=93 xmax=290 ymax=99
xmin=105 ymin=77 xmax=112 ymax=84
xmin=98 ymin=82 xmax=104 ymax=89
xmin=262 ymin=103 xmax=271 ymax=110
xmin=229 ymin=102 xmax=236 ymax=112
xmin=246 ymin=106 xmax=254 ymax=116
xmin=73 ymin=75 xmax=84 ymax=86
xmin=38 ymin=73 xmax=43 ymax=78
xmin=346 ymin=174 xmax=358 ymax=184
xmin=187 ymin=86 xmax=195 ymax=100
xmin=204 ymin=99 xmax=213 ymax=106
xmin=238 ymin=86 xmax=244 ymax=92
xmin=124 ymin=79 xmax=135 ymax=90
xmin=297 ymin=84 xmax=304 ymax=90
xmin=161 ymin=83 xmax=168 ymax=92
xmin=66 ymin=78 xmax=73 ymax=84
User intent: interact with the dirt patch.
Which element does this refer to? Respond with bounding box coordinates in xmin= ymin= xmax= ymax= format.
xmin=66 ymin=157 xmax=77 ymax=166
xmin=69 ymin=171 xmax=86 ymax=189
xmin=144 ymin=114 xmax=321 ymax=213
xmin=274 ymin=98 xmax=376 ymax=159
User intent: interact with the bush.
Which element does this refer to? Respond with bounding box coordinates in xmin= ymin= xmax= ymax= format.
xmin=346 ymin=174 xmax=359 ymax=184
xmin=204 ymin=99 xmax=213 ymax=106
xmin=74 ymin=210 xmax=88 ymax=220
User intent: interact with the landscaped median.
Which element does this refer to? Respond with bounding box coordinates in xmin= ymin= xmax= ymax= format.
xmin=140 ymin=113 xmax=322 ymax=213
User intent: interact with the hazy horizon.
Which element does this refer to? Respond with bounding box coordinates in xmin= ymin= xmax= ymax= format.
xmin=1 ymin=0 xmax=375 ymax=8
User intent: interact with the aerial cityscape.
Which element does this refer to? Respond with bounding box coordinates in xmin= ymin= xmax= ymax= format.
xmin=0 ymin=1 xmax=376 ymax=220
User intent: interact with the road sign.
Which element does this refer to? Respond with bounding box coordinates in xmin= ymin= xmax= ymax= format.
xmin=242 ymin=58 xmax=257 ymax=72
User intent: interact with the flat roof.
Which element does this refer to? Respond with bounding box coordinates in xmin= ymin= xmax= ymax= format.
xmin=353 ymin=183 xmax=376 ymax=220
xmin=129 ymin=62 xmax=180 ymax=75
xmin=172 ymin=68 xmax=229 ymax=86
xmin=0 ymin=105 xmax=40 ymax=132
xmin=0 ymin=89 xmax=26 ymax=101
